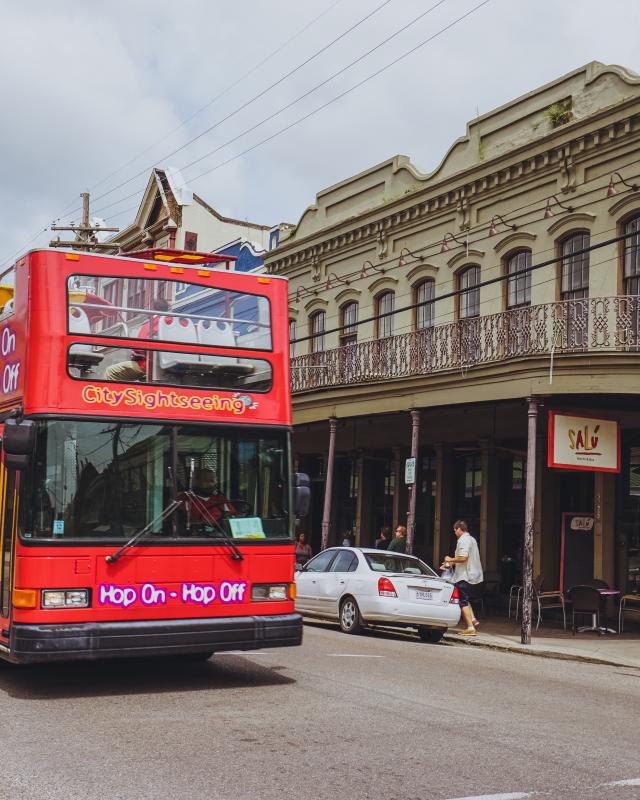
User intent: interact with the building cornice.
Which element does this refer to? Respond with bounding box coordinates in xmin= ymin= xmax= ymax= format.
xmin=266 ymin=105 xmax=640 ymax=276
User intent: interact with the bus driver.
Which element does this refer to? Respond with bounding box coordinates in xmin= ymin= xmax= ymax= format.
xmin=178 ymin=468 xmax=237 ymax=530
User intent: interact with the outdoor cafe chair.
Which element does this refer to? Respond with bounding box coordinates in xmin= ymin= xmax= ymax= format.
xmin=618 ymin=594 xmax=640 ymax=634
xmin=568 ymin=585 xmax=605 ymax=634
xmin=534 ymin=579 xmax=567 ymax=630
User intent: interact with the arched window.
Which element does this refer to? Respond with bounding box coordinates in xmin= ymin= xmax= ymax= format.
xmin=458 ymin=265 xmax=480 ymax=319
xmin=340 ymin=302 xmax=358 ymax=346
xmin=310 ymin=311 xmax=325 ymax=353
xmin=376 ymin=291 xmax=395 ymax=338
xmin=289 ymin=318 xmax=296 ymax=359
xmin=623 ymin=214 xmax=640 ymax=295
xmin=414 ymin=280 xmax=435 ymax=329
xmin=506 ymin=250 xmax=531 ymax=308
xmin=560 ymin=231 xmax=590 ymax=349
xmin=560 ymin=232 xmax=590 ymax=301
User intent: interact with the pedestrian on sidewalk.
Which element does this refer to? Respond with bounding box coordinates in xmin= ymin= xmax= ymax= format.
xmin=375 ymin=525 xmax=391 ymax=550
xmin=442 ymin=520 xmax=483 ymax=636
xmin=295 ymin=532 xmax=312 ymax=567
xmin=387 ymin=525 xmax=407 ymax=553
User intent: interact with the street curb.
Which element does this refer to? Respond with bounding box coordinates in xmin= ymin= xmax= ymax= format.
xmin=443 ymin=632 xmax=640 ymax=670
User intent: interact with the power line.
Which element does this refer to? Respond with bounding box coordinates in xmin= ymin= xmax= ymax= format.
xmin=2 ymin=0 xmax=351 ymax=265
xmin=90 ymin=0 xmax=488 ymax=220
xmin=90 ymin=0 xmax=450 ymax=218
xmin=84 ymin=0 xmax=347 ymax=196
xmin=286 ymin=158 xmax=640 ymax=309
xmin=291 ymin=228 xmax=638 ymax=344
xmin=291 ymin=249 xmax=624 ymax=353
xmin=80 ymin=0 xmax=398 ymax=214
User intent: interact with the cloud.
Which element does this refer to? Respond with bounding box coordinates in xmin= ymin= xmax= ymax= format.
xmin=2 ymin=0 xmax=639 ymax=266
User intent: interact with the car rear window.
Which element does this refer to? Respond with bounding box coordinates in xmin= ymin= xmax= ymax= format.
xmin=364 ymin=553 xmax=437 ymax=576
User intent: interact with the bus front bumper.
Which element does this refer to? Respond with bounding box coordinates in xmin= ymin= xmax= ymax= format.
xmin=8 ymin=613 xmax=303 ymax=663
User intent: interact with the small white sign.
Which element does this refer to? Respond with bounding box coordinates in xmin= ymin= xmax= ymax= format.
xmin=405 ymin=457 xmax=416 ymax=484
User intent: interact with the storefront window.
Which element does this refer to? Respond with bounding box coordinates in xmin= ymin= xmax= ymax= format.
xmin=512 ymin=457 xmax=526 ymax=491
xmin=464 ymin=455 xmax=482 ymax=498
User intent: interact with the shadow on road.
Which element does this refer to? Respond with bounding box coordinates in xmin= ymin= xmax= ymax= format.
xmin=301 ymin=618 xmax=456 ymax=647
xmin=0 ymin=653 xmax=296 ymax=700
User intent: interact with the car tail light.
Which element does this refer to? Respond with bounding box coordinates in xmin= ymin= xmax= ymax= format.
xmin=449 ymin=586 xmax=460 ymax=604
xmin=378 ymin=577 xmax=397 ymax=597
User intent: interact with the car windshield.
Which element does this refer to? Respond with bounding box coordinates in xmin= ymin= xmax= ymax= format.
xmin=22 ymin=420 xmax=291 ymax=542
xmin=364 ymin=553 xmax=437 ymax=576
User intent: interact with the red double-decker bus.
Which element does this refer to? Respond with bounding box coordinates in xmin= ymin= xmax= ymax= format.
xmin=0 ymin=247 xmax=307 ymax=663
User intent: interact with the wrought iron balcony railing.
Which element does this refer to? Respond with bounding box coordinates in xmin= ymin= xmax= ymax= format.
xmin=291 ymin=296 xmax=640 ymax=393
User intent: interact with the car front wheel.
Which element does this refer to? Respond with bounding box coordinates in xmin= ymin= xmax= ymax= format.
xmin=340 ymin=597 xmax=363 ymax=634
xmin=417 ymin=627 xmax=445 ymax=644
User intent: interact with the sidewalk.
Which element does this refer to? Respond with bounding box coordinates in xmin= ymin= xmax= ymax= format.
xmin=444 ymin=618 xmax=640 ymax=669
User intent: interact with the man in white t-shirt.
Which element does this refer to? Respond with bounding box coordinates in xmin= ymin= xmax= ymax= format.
xmin=442 ymin=520 xmax=484 ymax=636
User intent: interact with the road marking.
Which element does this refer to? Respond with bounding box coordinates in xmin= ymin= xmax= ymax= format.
xmin=606 ymin=778 xmax=640 ymax=787
xmin=326 ymin=653 xmax=385 ymax=658
xmin=445 ymin=793 xmax=533 ymax=800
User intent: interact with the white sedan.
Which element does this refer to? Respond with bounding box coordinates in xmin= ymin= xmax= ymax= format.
xmin=295 ymin=547 xmax=460 ymax=642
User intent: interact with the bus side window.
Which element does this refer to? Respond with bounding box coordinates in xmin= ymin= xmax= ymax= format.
xmin=0 ymin=266 xmax=16 ymax=321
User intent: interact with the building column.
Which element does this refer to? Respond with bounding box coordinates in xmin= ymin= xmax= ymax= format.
xmin=434 ymin=442 xmax=454 ymax=566
xmin=521 ymin=397 xmax=539 ymax=646
xmin=391 ymin=446 xmax=403 ymax=530
xmin=406 ymin=409 xmax=421 ymax=555
xmin=353 ymin=453 xmax=366 ymax=546
xmin=320 ymin=417 xmax=337 ymax=551
xmin=533 ymin=431 xmax=545 ymax=580
xmin=594 ymin=472 xmax=615 ymax=587
xmin=479 ymin=439 xmax=499 ymax=575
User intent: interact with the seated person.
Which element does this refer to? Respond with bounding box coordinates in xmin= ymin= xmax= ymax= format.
xmin=105 ymin=298 xmax=170 ymax=382
xmin=177 ymin=468 xmax=236 ymax=531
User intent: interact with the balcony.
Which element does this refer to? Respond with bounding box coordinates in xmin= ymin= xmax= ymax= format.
xmin=291 ymin=296 xmax=640 ymax=394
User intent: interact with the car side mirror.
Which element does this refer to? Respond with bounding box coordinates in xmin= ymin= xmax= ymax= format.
xmin=3 ymin=418 xmax=36 ymax=470
xmin=294 ymin=472 xmax=310 ymax=518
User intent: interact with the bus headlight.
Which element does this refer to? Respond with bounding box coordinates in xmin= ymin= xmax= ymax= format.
xmin=251 ymin=583 xmax=288 ymax=601
xmin=42 ymin=589 xmax=90 ymax=608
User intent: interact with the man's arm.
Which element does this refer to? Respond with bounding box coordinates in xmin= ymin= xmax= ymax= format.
xmin=444 ymin=553 xmax=468 ymax=565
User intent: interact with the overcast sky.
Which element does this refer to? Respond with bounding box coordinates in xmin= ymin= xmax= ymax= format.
xmin=2 ymin=0 xmax=639 ymax=265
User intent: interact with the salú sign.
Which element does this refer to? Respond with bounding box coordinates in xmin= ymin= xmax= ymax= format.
xmin=548 ymin=411 xmax=620 ymax=473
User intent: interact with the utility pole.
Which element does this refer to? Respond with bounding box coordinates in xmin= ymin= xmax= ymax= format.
xmin=50 ymin=192 xmax=120 ymax=252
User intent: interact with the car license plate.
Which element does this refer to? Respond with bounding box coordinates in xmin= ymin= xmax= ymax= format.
xmin=415 ymin=590 xmax=433 ymax=601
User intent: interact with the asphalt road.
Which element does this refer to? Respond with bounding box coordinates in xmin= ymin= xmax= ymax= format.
xmin=0 ymin=622 xmax=638 ymax=800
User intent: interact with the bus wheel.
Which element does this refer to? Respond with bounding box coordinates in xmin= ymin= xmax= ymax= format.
xmin=339 ymin=597 xmax=363 ymax=635
xmin=417 ymin=627 xmax=445 ymax=644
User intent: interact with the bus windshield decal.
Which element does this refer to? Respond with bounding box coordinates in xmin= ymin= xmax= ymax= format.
xmin=99 ymin=581 xmax=247 ymax=608
xmin=80 ymin=385 xmax=257 ymax=414
xmin=67 ymin=274 xmax=272 ymax=352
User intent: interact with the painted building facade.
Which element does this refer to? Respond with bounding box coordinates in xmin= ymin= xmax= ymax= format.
xmin=265 ymin=62 xmax=640 ymax=597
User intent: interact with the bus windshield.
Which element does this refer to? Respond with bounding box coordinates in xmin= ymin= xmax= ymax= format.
xmin=22 ymin=420 xmax=291 ymax=542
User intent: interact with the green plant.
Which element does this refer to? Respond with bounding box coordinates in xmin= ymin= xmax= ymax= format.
xmin=546 ymin=101 xmax=573 ymax=128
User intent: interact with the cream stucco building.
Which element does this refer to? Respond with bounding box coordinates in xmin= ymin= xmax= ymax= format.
xmin=266 ymin=62 xmax=640 ymax=599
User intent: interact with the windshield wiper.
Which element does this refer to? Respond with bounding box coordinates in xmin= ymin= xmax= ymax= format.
xmin=183 ymin=491 xmax=243 ymax=561
xmin=105 ymin=499 xmax=182 ymax=564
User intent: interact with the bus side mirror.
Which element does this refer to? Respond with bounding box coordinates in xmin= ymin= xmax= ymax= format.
xmin=3 ymin=418 xmax=36 ymax=470
xmin=294 ymin=472 xmax=310 ymax=518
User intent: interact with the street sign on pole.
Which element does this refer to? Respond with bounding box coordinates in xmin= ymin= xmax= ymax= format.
xmin=405 ymin=457 xmax=416 ymax=484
